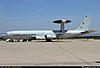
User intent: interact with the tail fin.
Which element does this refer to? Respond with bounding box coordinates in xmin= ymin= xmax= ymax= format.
xmin=75 ymin=16 xmax=91 ymax=30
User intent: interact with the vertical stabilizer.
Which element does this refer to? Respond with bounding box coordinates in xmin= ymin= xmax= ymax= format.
xmin=76 ymin=16 xmax=90 ymax=30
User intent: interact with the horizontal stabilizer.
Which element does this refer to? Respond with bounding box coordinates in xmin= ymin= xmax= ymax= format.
xmin=81 ymin=30 xmax=96 ymax=34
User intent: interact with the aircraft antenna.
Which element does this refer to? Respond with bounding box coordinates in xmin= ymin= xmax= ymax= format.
xmin=53 ymin=20 xmax=71 ymax=33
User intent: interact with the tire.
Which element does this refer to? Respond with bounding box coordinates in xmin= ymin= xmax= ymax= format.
xmin=23 ymin=39 xmax=27 ymax=42
xmin=46 ymin=39 xmax=52 ymax=42
xmin=28 ymin=39 xmax=32 ymax=42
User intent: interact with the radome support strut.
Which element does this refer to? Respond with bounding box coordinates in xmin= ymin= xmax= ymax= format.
xmin=53 ymin=20 xmax=71 ymax=33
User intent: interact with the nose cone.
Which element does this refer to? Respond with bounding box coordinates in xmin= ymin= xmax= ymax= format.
xmin=53 ymin=20 xmax=71 ymax=24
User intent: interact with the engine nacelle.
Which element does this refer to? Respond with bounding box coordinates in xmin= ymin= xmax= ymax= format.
xmin=36 ymin=36 xmax=45 ymax=40
xmin=36 ymin=35 xmax=57 ymax=40
xmin=46 ymin=35 xmax=57 ymax=39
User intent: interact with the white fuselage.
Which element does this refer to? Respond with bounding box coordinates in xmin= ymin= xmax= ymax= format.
xmin=65 ymin=30 xmax=86 ymax=34
xmin=6 ymin=30 xmax=86 ymax=39
xmin=7 ymin=30 xmax=85 ymax=35
xmin=6 ymin=30 xmax=57 ymax=39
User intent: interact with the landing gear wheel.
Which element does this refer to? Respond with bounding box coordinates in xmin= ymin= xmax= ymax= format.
xmin=46 ymin=39 xmax=52 ymax=42
xmin=23 ymin=39 xmax=27 ymax=42
xmin=28 ymin=39 xmax=32 ymax=42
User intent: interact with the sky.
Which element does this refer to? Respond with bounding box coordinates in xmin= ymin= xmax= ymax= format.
xmin=0 ymin=0 xmax=100 ymax=33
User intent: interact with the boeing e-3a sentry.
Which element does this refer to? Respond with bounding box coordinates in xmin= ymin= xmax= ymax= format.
xmin=2 ymin=16 xmax=96 ymax=42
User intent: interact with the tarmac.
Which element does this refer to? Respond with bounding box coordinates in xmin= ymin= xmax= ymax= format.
xmin=0 ymin=39 xmax=100 ymax=66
